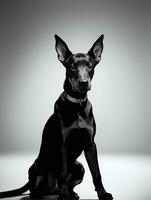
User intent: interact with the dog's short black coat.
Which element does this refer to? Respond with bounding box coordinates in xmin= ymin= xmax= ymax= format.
xmin=0 ymin=35 xmax=113 ymax=200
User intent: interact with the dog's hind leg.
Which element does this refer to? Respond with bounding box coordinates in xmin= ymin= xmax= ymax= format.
xmin=47 ymin=172 xmax=58 ymax=194
xmin=28 ymin=162 xmax=45 ymax=198
xmin=68 ymin=161 xmax=85 ymax=200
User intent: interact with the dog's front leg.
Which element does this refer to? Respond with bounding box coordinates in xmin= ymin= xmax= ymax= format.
xmin=84 ymin=142 xmax=113 ymax=200
xmin=58 ymin=146 xmax=69 ymax=200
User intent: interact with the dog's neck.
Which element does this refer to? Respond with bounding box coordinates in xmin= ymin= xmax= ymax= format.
xmin=64 ymin=92 xmax=87 ymax=104
xmin=63 ymin=78 xmax=87 ymax=100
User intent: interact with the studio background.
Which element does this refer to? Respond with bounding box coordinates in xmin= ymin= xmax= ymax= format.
xmin=0 ymin=0 xmax=150 ymax=199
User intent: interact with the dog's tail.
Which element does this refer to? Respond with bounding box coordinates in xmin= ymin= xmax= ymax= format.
xmin=0 ymin=182 xmax=29 ymax=198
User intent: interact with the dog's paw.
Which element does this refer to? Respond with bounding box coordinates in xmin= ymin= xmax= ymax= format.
xmin=69 ymin=191 xmax=79 ymax=200
xmin=30 ymin=193 xmax=43 ymax=199
xmin=58 ymin=194 xmax=69 ymax=200
xmin=98 ymin=192 xmax=113 ymax=200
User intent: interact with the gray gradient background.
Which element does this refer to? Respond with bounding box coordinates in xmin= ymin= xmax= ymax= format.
xmin=0 ymin=0 xmax=150 ymax=155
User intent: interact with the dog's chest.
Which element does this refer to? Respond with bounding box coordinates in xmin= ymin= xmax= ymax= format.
xmin=58 ymin=102 xmax=94 ymax=144
xmin=71 ymin=112 xmax=90 ymax=128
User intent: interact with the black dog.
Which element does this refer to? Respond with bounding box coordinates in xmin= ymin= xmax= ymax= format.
xmin=0 ymin=35 xmax=113 ymax=200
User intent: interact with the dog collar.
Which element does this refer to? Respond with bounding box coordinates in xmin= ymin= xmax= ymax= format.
xmin=65 ymin=92 xmax=87 ymax=104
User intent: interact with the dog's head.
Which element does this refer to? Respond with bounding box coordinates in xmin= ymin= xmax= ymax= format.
xmin=55 ymin=35 xmax=104 ymax=95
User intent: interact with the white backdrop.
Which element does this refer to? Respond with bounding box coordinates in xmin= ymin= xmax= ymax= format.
xmin=0 ymin=0 xmax=150 ymax=154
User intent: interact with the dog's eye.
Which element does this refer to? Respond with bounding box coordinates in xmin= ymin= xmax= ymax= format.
xmin=89 ymin=66 xmax=94 ymax=70
xmin=70 ymin=65 xmax=77 ymax=71
xmin=87 ymin=64 xmax=94 ymax=70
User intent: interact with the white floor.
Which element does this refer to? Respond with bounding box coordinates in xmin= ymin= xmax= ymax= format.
xmin=0 ymin=154 xmax=151 ymax=200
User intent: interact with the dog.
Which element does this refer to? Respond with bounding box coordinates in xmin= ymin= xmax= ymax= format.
xmin=0 ymin=35 xmax=113 ymax=200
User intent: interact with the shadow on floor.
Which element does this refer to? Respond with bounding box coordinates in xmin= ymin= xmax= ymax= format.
xmin=19 ymin=195 xmax=58 ymax=200
xmin=19 ymin=197 xmax=30 ymax=200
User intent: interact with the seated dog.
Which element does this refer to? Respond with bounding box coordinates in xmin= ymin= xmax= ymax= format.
xmin=0 ymin=35 xmax=113 ymax=200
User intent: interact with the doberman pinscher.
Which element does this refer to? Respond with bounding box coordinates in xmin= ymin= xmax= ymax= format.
xmin=0 ymin=35 xmax=113 ymax=200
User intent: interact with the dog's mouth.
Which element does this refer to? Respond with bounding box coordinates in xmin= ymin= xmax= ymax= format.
xmin=75 ymin=82 xmax=91 ymax=93
xmin=77 ymin=85 xmax=91 ymax=93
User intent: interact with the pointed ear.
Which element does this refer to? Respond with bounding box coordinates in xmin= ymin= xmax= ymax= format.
xmin=55 ymin=34 xmax=72 ymax=63
xmin=88 ymin=34 xmax=104 ymax=63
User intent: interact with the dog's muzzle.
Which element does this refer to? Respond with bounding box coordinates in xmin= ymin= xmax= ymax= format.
xmin=78 ymin=80 xmax=91 ymax=92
